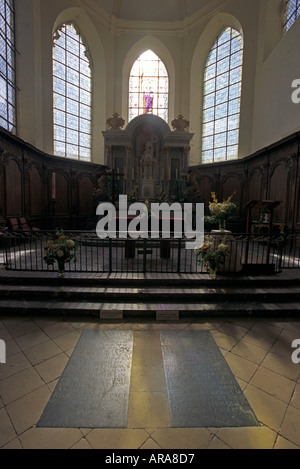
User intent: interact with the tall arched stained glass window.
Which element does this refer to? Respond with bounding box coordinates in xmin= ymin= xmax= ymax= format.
xmin=283 ymin=0 xmax=300 ymax=33
xmin=0 ymin=0 xmax=16 ymax=133
xmin=202 ymin=27 xmax=243 ymax=164
xmin=129 ymin=50 xmax=168 ymax=122
xmin=53 ymin=23 xmax=92 ymax=161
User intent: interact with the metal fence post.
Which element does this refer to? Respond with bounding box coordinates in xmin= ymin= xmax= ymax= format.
xmin=109 ymin=238 xmax=112 ymax=273
xmin=177 ymin=238 xmax=182 ymax=273
xmin=143 ymin=238 xmax=147 ymax=273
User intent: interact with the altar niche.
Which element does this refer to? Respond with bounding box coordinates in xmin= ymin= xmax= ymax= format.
xmin=102 ymin=114 xmax=193 ymax=201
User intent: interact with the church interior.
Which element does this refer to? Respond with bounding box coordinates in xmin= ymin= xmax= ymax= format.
xmin=0 ymin=0 xmax=300 ymax=451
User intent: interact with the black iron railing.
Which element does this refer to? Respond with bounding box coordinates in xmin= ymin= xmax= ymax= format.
xmin=1 ymin=230 xmax=300 ymax=274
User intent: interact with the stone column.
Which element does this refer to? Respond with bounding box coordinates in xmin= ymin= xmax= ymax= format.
xmin=125 ymin=145 xmax=133 ymax=193
xmin=183 ymin=146 xmax=190 ymax=173
xmin=105 ymin=144 xmax=112 ymax=168
xmin=163 ymin=146 xmax=170 ymax=193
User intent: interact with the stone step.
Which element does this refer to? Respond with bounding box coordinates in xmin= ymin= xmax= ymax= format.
xmin=0 ymin=270 xmax=300 ymax=288
xmin=0 ymin=284 xmax=299 ymax=302
xmin=0 ymin=299 xmax=299 ymax=318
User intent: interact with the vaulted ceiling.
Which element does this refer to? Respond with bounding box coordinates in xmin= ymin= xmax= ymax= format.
xmin=93 ymin=0 xmax=212 ymax=22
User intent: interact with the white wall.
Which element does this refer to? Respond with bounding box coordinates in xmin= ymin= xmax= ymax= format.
xmin=252 ymin=15 xmax=300 ymax=152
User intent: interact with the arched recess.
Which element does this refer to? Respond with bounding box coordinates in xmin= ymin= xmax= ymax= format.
xmin=122 ymin=35 xmax=175 ymax=127
xmin=190 ymin=13 xmax=243 ymax=166
xmin=52 ymin=7 xmax=106 ymax=164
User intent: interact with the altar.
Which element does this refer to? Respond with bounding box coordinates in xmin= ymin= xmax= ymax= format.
xmin=116 ymin=216 xmax=184 ymax=259
xmin=102 ymin=113 xmax=194 ymax=201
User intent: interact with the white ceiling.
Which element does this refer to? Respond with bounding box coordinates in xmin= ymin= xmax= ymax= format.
xmin=93 ymin=0 xmax=211 ymax=22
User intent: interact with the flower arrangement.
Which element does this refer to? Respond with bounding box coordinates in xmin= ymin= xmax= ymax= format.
xmin=128 ymin=189 xmax=137 ymax=203
xmin=205 ymin=191 xmax=237 ymax=230
xmin=156 ymin=191 xmax=169 ymax=203
xmin=195 ymin=236 xmax=229 ymax=277
xmin=44 ymin=231 xmax=79 ymax=277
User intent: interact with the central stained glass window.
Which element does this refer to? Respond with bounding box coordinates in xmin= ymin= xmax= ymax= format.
xmin=129 ymin=50 xmax=169 ymax=122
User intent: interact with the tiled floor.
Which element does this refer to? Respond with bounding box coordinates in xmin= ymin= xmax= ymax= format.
xmin=0 ymin=315 xmax=300 ymax=449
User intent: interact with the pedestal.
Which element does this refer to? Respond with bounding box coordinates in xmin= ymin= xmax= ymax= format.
xmin=211 ymin=230 xmax=242 ymax=273
xmin=141 ymin=178 xmax=156 ymax=199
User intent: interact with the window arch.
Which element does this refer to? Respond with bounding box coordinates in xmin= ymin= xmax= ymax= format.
xmin=128 ymin=50 xmax=169 ymax=122
xmin=0 ymin=0 xmax=16 ymax=133
xmin=283 ymin=0 xmax=300 ymax=33
xmin=201 ymin=27 xmax=243 ymax=164
xmin=53 ymin=23 xmax=92 ymax=161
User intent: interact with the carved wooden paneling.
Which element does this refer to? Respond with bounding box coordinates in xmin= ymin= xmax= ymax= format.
xmin=54 ymin=172 xmax=69 ymax=215
xmin=5 ymin=158 xmax=22 ymax=217
xmin=0 ymin=127 xmax=299 ymax=231
xmin=29 ymin=166 xmax=43 ymax=216
xmin=296 ymin=173 xmax=300 ymax=228
xmin=247 ymin=168 xmax=263 ymax=202
xmin=78 ymin=176 xmax=94 ymax=215
xmin=269 ymin=162 xmax=289 ymax=223
xmin=196 ymin=175 xmax=215 ymax=211
xmin=190 ymin=132 xmax=300 ymax=230
xmin=221 ymin=174 xmax=243 ymax=210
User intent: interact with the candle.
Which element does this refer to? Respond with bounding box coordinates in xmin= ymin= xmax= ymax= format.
xmin=52 ymin=173 xmax=56 ymax=199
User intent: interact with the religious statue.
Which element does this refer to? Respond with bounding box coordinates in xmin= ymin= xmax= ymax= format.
xmin=143 ymin=92 xmax=154 ymax=114
xmin=140 ymin=141 xmax=156 ymax=180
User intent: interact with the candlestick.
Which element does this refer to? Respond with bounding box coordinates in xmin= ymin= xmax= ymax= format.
xmin=52 ymin=173 xmax=56 ymax=199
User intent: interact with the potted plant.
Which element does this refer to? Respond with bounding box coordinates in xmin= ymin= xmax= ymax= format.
xmin=44 ymin=230 xmax=79 ymax=278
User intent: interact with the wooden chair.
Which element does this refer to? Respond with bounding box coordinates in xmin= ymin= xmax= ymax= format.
xmin=19 ymin=217 xmax=40 ymax=231
xmin=8 ymin=218 xmax=20 ymax=231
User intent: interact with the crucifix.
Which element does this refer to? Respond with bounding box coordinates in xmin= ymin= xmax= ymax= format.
xmin=110 ymin=168 xmax=125 ymax=205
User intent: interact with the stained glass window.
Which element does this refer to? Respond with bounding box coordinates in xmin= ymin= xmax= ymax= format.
xmin=0 ymin=0 xmax=16 ymax=133
xmin=202 ymin=27 xmax=243 ymax=164
xmin=283 ymin=0 xmax=300 ymax=32
xmin=129 ymin=50 xmax=168 ymax=122
xmin=53 ymin=23 xmax=92 ymax=161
